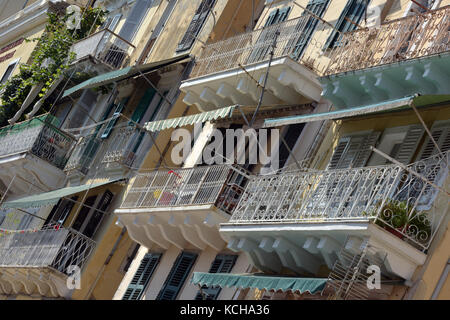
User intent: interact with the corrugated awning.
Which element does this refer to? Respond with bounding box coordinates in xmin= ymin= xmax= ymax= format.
xmin=263 ymin=94 xmax=450 ymax=127
xmin=144 ymin=105 xmax=236 ymax=132
xmin=191 ymin=272 xmax=327 ymax=294
xmin=0 ymin=179 xmax=123 ymax=209
xmin=63 ymin=54 xmax=191 ymax=98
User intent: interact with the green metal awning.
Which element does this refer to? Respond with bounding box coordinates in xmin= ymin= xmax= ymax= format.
xmin=144 ymin=105 xmax=236 ymax=132
xmin=191 ymin=273 xmax=328 ymax=294
xmin=0 ymin=179 xmax=123 ymax=209
xmin=63 ymin=54 xmax=191 ymax=98
xmin=263 ymin=94 xmax=450 ymax=127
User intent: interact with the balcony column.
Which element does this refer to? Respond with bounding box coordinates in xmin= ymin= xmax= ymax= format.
xmin=148 ymin=215 xmax=187 ymax=250
xmin=0 ymin=274 xmax=13 ymax=295
xmin=272 ymin=237 xmax=321 ymax=275
xmin=423 ymin=61 xmax=450 ymax=91
xmin=236 ymin=78 xmax=280 ymax=105
xmin=1 ymin=271 xmax=24 ymax=295
xmin=183 ymin=91 xmax=214 ymax=111
xmin=317 ymin=236 xmax=341 ymax=269
xmin=259 ymin=74 xmax=304 ymax=105
xmin=179 ymin=215 xmax=207 ymax=250
xmin=200 ymin=87 xmax=233 ymax=108
xmin=185 ymin=215 xmax=225 ymax=251
xmin=216 ymin=83 xmax=255 ymax=105
xmin=259 ymin=237 xmax=303 ymax=274
xmin=48 ymin=273 xmax=72 ymax=298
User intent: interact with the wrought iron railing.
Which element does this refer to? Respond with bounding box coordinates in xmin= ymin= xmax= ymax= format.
xmin=229 ymin=151 xmax=449 ymax=251
xmin=0 ymin=227 xmax=95 ymax=275
xmin=64 ymin=120 xmax=147 ymax=175
xmin=70 ymin=28 xmax=135 ymax=69
xmin=189 ymin=11 xmax=330 ymax=79
xmin=121 ymin=165 xmax=248 ymax=214
xmin=0 ymin=114 xmax=75 ymax=169
xmin=324 ymin=6 xmax=450 ymax=75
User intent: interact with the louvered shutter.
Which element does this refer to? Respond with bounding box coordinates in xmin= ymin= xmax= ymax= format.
xmin=289 ymin=0 xmax=329 ymax=60
xmin=247 ymin=7 xmax=291 ymax=63
xmin=352 ymin=132 xmax=380 ymax=168
xmin=411 ymin=123 xmax=450 ymax=209
xmin=327 ymin=137 xmax=350 ymax=170
xmin=195 ymin=254 xmax=237 ymax=300
xmin=101 ymin=98 xmax=128 ymax=139
xmin=156 ymin=252 xmax=197 ymax=300
xmin=122 ymin=253 xmax=162 ymax=300
xmin=131 ymin=88 xmax=157 ymax=124
xmin=324 ymin=0 xmax=369 ymax=49
xmin=394 ymin=125 xmax=424 ymax=164
xmin=83 ymin=190 xmax=114 ymax=238
xmin=119 ymin=0 xmax=152 ymax=42
xmin=176 ymin=0 xmax=216 ymax=52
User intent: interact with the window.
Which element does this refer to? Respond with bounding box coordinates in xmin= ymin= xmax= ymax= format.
xmin=71 ymin=190 xmax=114 ymax=238
xmin=324 ymin=0 xmax=370 ymax=49
xmin=118 ymin=0 xmax=153 ymax=42
xmin=44 ymin=196 xmax=79 ymax=227
xmin=247 ymin=6 xmax=291 ymax=63
xmin=156 ymin=251 xmax=198 ymax=300
xmin=176 ymin=0 xmax=216 ymax=52
xmin=63 ymin=89 xmax=98 ymax=132
xmin=0 ymin=60 xmax=18 ymax=85
xmin=122 ymin=252 xmax=161 ymax=300
xmin=278 ymin=123 xmax=305 ymax=169
xmin=287 ymin=0 xmax=330 ymax=60
xmin=195 ymin=254 xmax=237 ymax=300
xmin=101 ymin=98 xmax=128 ymax=139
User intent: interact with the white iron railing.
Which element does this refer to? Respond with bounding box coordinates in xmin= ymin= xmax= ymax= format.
xmin=325 ymin=6 xmax=449 ymax=75
xmin=71 ymin=28 xmax=135 ymax=69
xmin=189 ymin=11 xmax=330 ymax=79
xmin=0 ymin=114 xmax=75 ymax=169
xmin=121 ymin=165 xmax=248 ymax=214
xmin=0 ymin=227 xmax=95 ymax=275
xmin=229 ymin=151 xmax=449 ymax=251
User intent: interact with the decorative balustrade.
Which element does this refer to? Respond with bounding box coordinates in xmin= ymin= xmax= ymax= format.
xmin=229 ymin=151 xmax=449 ymax=251
xmin=0 ymin=114 xmax=75 ymax=169
xmin=189 ymin=11 xmax=329 ymax=79
xmin=121 ymin=165 xmax=248 ymax=215
xmin=70 ymin=28 xmax=135 ymax=69
xmin=0 ymin=227 xmax=95 ymax=275
xmin=324 ymin=6 xmax=450 ymax=75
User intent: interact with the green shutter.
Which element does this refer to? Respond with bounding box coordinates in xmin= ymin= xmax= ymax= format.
xmin=324 ymin=0 xmax=369 ymax=49
xmin=131 ymin=88 xmax=157 ymax=124
xmin=289 ymin=0 xmax=330 ymax=60
xmin=195 ymin=254 xmax=237 ymax=300
xmin=101 ymin=98 xmax=128 ymax=139
xmin=156 ymin=252 xmax=197 ymax=300
xmin=122 ymin=253 xmax=162 ymax=300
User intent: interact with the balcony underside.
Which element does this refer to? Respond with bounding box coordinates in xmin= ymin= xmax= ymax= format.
xmin=220 ymin=222 xmax=426 ymax=280
xmin=321 ymin=53 xmax=450 ymax=109
xmin=116 ymin=205 xmax=231 ymax=251
xmin=180 ymin=57 xmax=323 ymax=112
xmin=0 ymin=153 xmax=67 ymax=195
xmin=0 ymin=267 xmax=70 ymax=299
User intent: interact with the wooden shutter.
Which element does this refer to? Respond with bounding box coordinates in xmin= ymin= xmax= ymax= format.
xmin=412 ymin=123 xmax=450 ymax=208
xmin=119 ymin=0 xmax=152 ymax=42
xmin=289 ymin=0 xmax=329 ymax=60
xmin=44 ymin=196 xmax=79 ymax=227
xmin=324 ymin=0 xmax=369 ymax=49
xmin=101 ymin=98 xmax=128 ymax=139
xmin=131 ymin=88 xmax=157 ymax=124
xmin=328 ymin=132 xmax=380 ymax=170
xmin=176 ymin=0 xmax=216 ymax=52
xmin=394 ymin=125 xmax=424 ymax=164
xmin=195 ymin=254 xmax=237 ymax=300
xmin=247 ymin=7 xmax=291 ymax=63
xmin=122 ymin=253 xmax=162 ymax=300
xmin=156 ymin=252 xmax=198 ymax=300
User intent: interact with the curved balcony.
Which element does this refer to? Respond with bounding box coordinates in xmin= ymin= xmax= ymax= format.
xmin=0 ymin=114 xmax=75 ymax=195
xmin=0 ymin=227 xmax=95 ymax=298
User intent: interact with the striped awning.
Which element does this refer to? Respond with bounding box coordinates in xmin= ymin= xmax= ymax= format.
xmin=0 ymin=179 xmax=123 ymax=209
xmin=144 ymin=105 xmax=236 ymax=132
xmin=191 ymin=273 xmax=327 ymax=294
xmin=63 ymin=54 xmax=190 ymax=98
xmin=263 ymin=94 xmax=450 ymax=127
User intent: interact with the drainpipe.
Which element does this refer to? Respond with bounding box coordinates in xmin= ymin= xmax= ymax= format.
xmin=84 ymin=227 xmax=127 ymax=300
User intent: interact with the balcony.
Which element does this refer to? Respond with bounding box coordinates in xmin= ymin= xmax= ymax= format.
xmin=0 ymin=227 xmax=95 ymax=298
xmin=64 ymin=121 xmax=149 ymax=179
xmin=179 ymin=13 xmax=327 ymax=111
xmin=220 ymin=152 xmax=449 ymax=279
xmin=0 ymin=114 xmax=75 ymax=195
xmin=70 ymin=29 xmax=135 ymax=70
xmin=321 ymin=6 xmax=450 ymax=108
xmin=116 ymin=165 xmax=248 ymax=251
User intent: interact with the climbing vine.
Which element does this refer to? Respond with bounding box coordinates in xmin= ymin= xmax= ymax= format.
xmin=0 ymin=6 xmax=107 ymax=126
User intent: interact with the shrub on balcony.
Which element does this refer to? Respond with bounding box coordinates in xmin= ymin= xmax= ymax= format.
xmin=0 ymin=6 xmax=107 ymax=127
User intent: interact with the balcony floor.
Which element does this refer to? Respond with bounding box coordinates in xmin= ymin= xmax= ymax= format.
xmin=180 ymin=56 xmax=323 ymax=112
xmin=220 ymin=221 xmax=426 ymax=280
